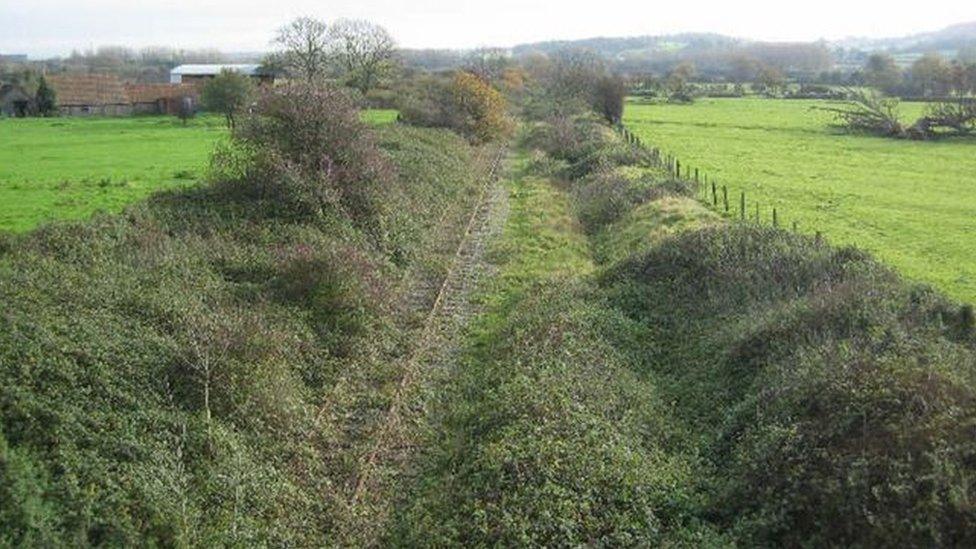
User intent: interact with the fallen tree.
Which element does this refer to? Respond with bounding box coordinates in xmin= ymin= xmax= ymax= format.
xmin=818 ymin=89 xmax=906 ymax=138
xmin=822 ymin=89 xmax=976 ymax=140
xmin=908 ymin=98 xmax=976 ymax=139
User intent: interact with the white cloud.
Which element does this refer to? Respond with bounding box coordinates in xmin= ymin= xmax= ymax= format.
xmin=2 ymin=0 xmax=975 ymax=57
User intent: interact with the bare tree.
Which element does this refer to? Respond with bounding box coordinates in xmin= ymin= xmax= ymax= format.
xmin=666 ymin=62 xmax=696 ymax=102
xmin=176 ymin=95 xmax=196 ymax=126
xmin=270 ymin=16 xmax=331 ymax=82
xmin=327 ymin=19 xmax=398 ymax=95
xmin=821 ymin=89 xmax=976 ymax=140
xmin=464 ymin=48 xmax=511 ymax=82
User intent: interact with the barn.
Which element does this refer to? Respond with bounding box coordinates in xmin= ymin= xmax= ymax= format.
xmin=125 ymin=83 xmax=199 ymax=115
xmin=46 ymin=74 xmax=132 ymax=116
xmin=169 ymin=64 xmax=274 ymax=86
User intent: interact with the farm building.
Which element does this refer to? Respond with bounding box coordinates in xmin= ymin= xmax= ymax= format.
xmin=125 ymin=83 xmax=198 ymax=115
xmin=0 ymin=84 xmax=33 ymax=117
xmin=47 ymin=74 xmax=132 ymax=116
xmin=170 ymin=64 xmax=274 ymax=85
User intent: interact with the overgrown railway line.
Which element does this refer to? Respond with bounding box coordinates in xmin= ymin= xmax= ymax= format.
xmin=340 ymin=146 xmax=510 ymax=543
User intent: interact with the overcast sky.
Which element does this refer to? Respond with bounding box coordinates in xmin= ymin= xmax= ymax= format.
xmin=3 ymin=0 xmax=976 ymax=58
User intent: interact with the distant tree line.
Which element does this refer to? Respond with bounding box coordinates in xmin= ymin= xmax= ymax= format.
xmin=861 ymin=51 xmax=976 ymax=98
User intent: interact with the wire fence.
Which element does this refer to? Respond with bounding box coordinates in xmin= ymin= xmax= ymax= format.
xmin=615 ymin=124 xmax=823 ymax=243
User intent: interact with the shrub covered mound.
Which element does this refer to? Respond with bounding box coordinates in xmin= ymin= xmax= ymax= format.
xmin=603 ymin=225 xmax=976 ymax=546
xmin=0 ymin=86 xmax=485 ymax=545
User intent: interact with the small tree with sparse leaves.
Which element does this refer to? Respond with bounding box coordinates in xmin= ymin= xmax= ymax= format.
xmin=201 ymin=70 xmax=254 ymax=129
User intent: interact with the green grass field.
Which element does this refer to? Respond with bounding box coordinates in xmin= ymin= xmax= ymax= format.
xmin=624 ymin=97 xmax=976 ymax=304
xmin=0 ymin=116 xmax=226 ymax=232
xmin=0 ymin=110 xmax=399 ymax=233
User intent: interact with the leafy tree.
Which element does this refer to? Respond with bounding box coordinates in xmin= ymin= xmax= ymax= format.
xmin=326 ymin=19 xmax=398 ymax=96
xmin=34 ymin=77 xmax=57 ymax=117
xmin=910 ymin=53 xmax=951 ymax=97
xmin=864 ymin=53 xmax=902 ymax=94
xmin=399 ymin=72 xmax=513 ymax=143
xmin=201 ymin=70 xmax=254 ymax=129
xmin=755 ymin=65 xmax=786 ymax=96
xmin=269 ymin=16 xmax=331 ymax=82
xmin=451 ymin=71 xmax=514 ymax=143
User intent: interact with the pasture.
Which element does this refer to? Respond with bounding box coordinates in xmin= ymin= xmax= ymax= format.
xmin=0 ymin=110 xmax=399 ymax=233
xmin=0 ymin=116 xmax=224 ymax=232
xmin=624 ymin=97 xmax=976 ymax=304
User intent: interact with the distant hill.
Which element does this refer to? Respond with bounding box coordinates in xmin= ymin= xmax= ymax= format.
xmin=507 ymin=22 xmax=976 ymax=60
xmin=511 ymin=33 xmax=740 ymax=59
xmin=397 ymin=21 xmax=976 ymax=74
xmin=835 ymin=21 xmax=976 ymax=54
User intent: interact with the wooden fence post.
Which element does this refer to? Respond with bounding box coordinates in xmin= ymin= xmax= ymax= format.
xmin=740 ymin=191 xmax=746 ymax=220
xmin=773 ymin=208 xmax=778 ymax=228
xmin=722 ymin=186 xmax=729 ymax=213
xmin=712 ymin=181 xmax=717 ymax=206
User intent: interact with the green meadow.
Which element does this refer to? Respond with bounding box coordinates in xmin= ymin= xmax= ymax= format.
xmin=0 ymin=110 xmax=398 ymax=233
xmin=624 ymin=97 xmax=976 ymax=304
xmin=0 ymin=116 xmax=225 ymax=232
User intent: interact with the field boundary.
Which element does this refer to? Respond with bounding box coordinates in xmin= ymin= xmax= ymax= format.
xmin=617 ymin=124 xmax=820 ymax=240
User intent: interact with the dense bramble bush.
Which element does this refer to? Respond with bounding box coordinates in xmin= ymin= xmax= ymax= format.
xmin=234 ymin=82 xmax=397 ymax=227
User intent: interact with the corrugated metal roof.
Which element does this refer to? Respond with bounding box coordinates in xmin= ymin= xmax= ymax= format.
xmin=170 ymin=64 xmax=265 ymax=76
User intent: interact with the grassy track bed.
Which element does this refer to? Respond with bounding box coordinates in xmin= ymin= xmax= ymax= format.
xmin=392 ymin=152 xmax=722 ymax=545
xmin=624 ymin=97 xmax=976 ymax=304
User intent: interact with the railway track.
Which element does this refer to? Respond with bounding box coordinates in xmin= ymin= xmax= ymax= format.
xmin=340 ymin=146 xmax=510 ymax=542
